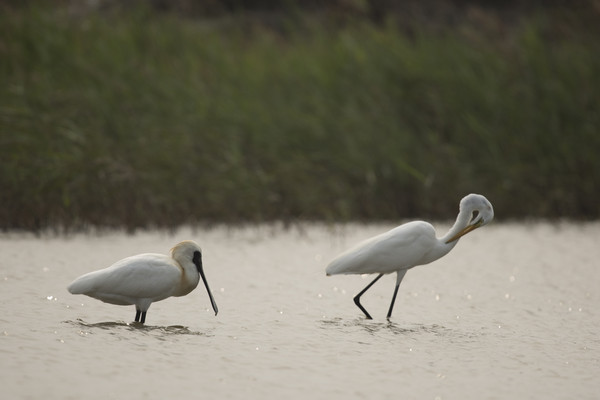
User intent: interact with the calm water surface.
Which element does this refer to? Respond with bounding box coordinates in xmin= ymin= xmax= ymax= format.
xmin=1 ymin=223 xmax=599 ymax=399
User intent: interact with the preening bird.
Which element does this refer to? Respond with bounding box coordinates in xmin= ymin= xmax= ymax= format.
xmin=326 ymin=193 xmax=494 ymax=320
xmin=67 ymin=240 xmax=218 ymax=324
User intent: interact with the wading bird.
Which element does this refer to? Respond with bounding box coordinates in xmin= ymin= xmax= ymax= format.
xmin=68 ymin=240 xmax=218 ymax=324
xmin=326 ymin=193 xmax=493 ymax=320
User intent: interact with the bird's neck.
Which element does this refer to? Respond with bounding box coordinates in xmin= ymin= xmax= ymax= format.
xmin=440 ymin=208 xmax=470 ymax=244
xmin=175 ymin=262 xmax=201 ymax=297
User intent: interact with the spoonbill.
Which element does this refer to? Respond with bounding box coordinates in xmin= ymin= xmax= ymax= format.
xmin=67 ymin=240 xmax=218 ymax=324
xmin=326 ymin=193 xmax=494 ymax=320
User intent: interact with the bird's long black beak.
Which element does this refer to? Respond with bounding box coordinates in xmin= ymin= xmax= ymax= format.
xmin=193 ymin=252 xmax=218 ymax=316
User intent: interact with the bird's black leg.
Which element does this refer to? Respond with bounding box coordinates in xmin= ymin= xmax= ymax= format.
xmin=353 ymin=273 xmax=384 ymax=319
xmin=386 ymin=270 xmax=407 ymax=320
xmin=140 ymin=311 xmax=146 ymax=324
xmin=135 ymin=310 xmax=141 ymax=322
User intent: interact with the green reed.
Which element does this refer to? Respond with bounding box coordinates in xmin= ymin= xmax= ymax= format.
xmin=1 ymin=5 xmax=599 ymax=230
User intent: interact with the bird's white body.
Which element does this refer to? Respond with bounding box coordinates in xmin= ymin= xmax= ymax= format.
xmin=68 ymin=253 xmax=199 ymax=310
xmin=68 ymin=240 xmax=218 ymax=323
xmin=326 ymin=193 xmax=494 ymax=319
xmin=326 ymin=221 xmax=457 ymax=276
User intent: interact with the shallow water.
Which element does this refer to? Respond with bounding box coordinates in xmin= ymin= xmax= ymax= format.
xmin=1 ymin=222 xmax=599 ymax=399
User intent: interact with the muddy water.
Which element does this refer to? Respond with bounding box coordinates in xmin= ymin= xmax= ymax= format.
xmin=1 ymin=222 xmax=599 ymax=399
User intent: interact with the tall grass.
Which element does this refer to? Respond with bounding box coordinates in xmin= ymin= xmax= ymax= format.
xmin=1 ymin=4 xmax=599 ymax=230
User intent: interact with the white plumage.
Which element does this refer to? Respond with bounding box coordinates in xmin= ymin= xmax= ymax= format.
xmin=327 ymin=221 xmax=445 ymax=276
xmin=68 ymin=240 xmax=218 ymax=324
xmin=326 ymin=194 xmax=494 ymax=319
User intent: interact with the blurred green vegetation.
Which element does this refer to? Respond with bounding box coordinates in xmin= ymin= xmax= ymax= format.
xmin=1 ymin=2 xmax=599 ymax=231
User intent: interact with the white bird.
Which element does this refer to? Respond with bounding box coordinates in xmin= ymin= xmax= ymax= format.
xmin=67 ymin=240 xmax=218 ymax=324
xmin=326 ymin=193 xmax=494 ymax=320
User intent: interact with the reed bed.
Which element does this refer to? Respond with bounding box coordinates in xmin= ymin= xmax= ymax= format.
xmin=1 ymin=3 xmax=599 ymax=230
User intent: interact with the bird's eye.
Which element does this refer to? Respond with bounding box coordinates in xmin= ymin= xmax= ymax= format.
xmin=471 ymin=210 xmax=480 ymax=223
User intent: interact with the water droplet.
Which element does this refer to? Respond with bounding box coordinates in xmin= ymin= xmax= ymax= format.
xmin=568 ymin=307 xmax=572 ymax=312
xmin=317 ymin=293 xmax=322 ymax=298
xmin=255 ymin=347 xmax=259 ymax=351
xmin=333 ymin=287 xmax=338 ymax=292
xmin=456 ymin=315 xmax=460 ymax=320
xmin=46 ymin=295 xmax=54 ymax=301
xmin=504 ymin=293 xmax=510 ymax=299
xmin=435 ymin=294 xmax=440 ymax=301
xmin=219 ymin=287 xmax=225 ymax=293
xmin=466 ymin=294 xmax=472 ymax=300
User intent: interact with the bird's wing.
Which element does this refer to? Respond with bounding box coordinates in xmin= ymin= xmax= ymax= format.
xmin=326 ymin=221 xmax=437 ymax=275
xmin=68 ymin=253 xmax=180 ymax=299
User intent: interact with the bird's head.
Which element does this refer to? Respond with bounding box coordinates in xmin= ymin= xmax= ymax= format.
xmin=171 ymin=240 xmax=218 ymax=316
xmin=171 ymin=240 xmax=202 ymax=265
xmin=445 ymin=194 xmax=494 ymax=243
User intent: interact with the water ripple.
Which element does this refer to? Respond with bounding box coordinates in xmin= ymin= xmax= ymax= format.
xmin=318 ymin=317 xmax=483 ymax=340
xmin=63 ymin=319 xmax=212 ymax=337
